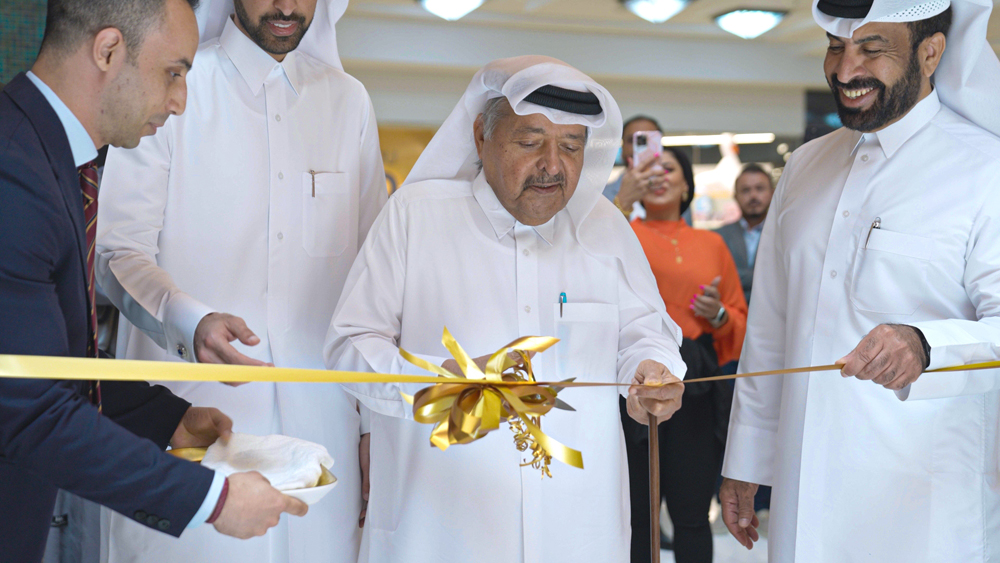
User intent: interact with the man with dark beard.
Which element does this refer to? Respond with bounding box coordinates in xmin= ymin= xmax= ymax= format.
xmin=718 ymin=0 xmax=1000 ymax=561
xmin=95 ymin=1 xmax=386 ymax=562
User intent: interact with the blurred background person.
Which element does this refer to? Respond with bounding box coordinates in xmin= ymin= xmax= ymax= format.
xmin=622 ymin=146 xmax=748 ymax=563
xmin=604 ymin=115 xmax=662 ymax=221
xmin=714 ymin=164 xmax=774 ymax=307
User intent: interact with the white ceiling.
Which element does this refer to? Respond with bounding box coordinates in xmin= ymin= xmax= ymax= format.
xmin=345 ymin=0 xmax=1000 ymax=58
xmin=338 ymin=0 xmax=1000 ymax=133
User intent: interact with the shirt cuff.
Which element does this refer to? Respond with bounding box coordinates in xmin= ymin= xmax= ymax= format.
xmin=187 ymin=470 xmax=226 ymax=529
xmin=162 ymin=293 xmax=215 ymax=363
xmin=721 ymin=423 xmax=776 ymax=487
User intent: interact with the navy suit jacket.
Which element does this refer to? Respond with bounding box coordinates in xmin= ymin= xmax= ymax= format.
xmin=0 ymin=73 xmax=214 ymax=562
xmin=714 ymin=221 xmax=754 ymax=305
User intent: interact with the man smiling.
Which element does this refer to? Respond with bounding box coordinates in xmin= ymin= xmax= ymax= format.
xmin=719 ymin=0 xmax=1000 ymax=561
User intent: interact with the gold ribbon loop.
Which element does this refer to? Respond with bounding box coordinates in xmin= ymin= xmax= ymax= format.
xmin=400 ymin=329 xmax=578 ymax=475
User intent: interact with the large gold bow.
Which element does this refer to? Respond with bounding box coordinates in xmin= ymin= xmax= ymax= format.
xmin=399 ymin=328 xmax=583 ymax=476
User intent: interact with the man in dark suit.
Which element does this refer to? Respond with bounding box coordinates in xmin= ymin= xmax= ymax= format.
xmin=0 ymin=1 xmax=307 ymax=560
xmin=714 ymin=164 xmax=775 ymax=306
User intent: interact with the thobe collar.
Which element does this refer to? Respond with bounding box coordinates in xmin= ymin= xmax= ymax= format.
xmin=219 ymin=16 xmax=301 ymax=97
xmin=26 ymin=71 xmax=98 ymax=167
xmin=472 ymin=171 xmax=555 ymax=245
xmin=850 ymin=88 xmax=941 ymax=159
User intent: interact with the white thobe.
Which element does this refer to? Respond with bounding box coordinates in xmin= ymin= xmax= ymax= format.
xmin=324 ymin=172 xmax=685 ymax=563
xmin=723 ymin=90 xmax=1000 ymax=562
xmin=95 ymin=18 xmax=386 ymax=563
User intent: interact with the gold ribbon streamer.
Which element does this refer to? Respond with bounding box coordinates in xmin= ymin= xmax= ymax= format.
xmin=4 ymin=338 xmax=1000 ymax=475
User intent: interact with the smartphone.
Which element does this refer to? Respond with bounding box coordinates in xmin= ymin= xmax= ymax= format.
xmin=631 ymin=130 xmax=662 ymax=168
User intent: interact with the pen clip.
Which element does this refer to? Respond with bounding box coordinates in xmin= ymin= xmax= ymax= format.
xmin=309 ymin=170 xmax=317 ymax=197
xmin=864 ymin=216 xmax=881 ymax=249
xmin=559 ymin=292 xmax=567 ymax=318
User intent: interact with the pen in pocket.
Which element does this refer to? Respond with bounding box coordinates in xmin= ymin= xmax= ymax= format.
xmin=864 ymin=216 xmax=881 ymax=248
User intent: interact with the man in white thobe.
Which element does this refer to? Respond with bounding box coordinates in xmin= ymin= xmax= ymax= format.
xmin=95 ymin=0 xmax=386 ymax=561
xmin=719 ymin=0 xmax=1000 ymax=561
xmin=325 ymin=56 xmax=686 ymax=563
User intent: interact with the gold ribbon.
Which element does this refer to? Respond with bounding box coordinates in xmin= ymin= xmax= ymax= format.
xmin=4 ymin=334 xmax=1000 ymax=476
xmin=398 ymin=329 xmax=583 ymax=474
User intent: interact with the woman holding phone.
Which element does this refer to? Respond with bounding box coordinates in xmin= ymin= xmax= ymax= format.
xmin=625 ymin=146 xmax=748 ymax=563
xmin=604 ymin=116 xmax=669 ymax=217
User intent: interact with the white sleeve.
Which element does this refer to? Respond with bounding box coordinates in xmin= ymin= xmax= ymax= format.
xmin=95 ymin=123 xmax=213 ymax=362
xmin=721 ymin=157 xmax=792 ymax=488
xmin=324 ymin=198 xmax=447 ymax=420
xmin=898 ymin=184 xmax=1000 ymax=401
xmin=615 ymin=261 xmax=686 ymax=394
xmin=356 ymin=92 xmax=388 ymax=247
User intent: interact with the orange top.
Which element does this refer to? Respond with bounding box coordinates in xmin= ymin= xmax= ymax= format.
xmin=631 ymin=219 xmax=748 ymax=366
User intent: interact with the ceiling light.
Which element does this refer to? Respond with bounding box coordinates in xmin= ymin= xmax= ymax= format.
xmin=419 ymin=0 xmax=485 ymax=21
xmin=715 ymin=9 xmax=785 ymax=39
xmin=660 ymin=133 xmax=776 ymax=146
xmin=622 ymin=0 xmax=690 ymax=23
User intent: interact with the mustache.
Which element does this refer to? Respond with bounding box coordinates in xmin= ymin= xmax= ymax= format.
xmin=260 ymin=11 xmax=307 ymax=25
xmin=523 ymin=173 xmax=565 ymax=189
xmin=829 ymin=75 xmax=886 ymax=92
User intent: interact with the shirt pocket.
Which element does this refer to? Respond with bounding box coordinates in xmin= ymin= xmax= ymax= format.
xmin=301 ymin=171 xmax=350 ymax=258
xmin=552 ymin=303 xmax=619 ymax=382
xmin=850 ymin=228 xmax=935 ymax=316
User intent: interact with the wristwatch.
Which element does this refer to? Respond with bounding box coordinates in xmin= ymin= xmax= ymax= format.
xmin=711 ymin=304 xmax=727 ymax=326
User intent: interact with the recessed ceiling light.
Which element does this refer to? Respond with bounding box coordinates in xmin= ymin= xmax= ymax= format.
xmin=419 ymin=0 xmax=485 ymax=21
xmin=622 ymin=0 xmax=691 ymax=23
xmin=715 ymin=9 xmax=785 ymax=39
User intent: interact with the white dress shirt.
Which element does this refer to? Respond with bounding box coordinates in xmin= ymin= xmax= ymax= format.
xmin=723 ymin=90 xmax=1000 ymax=562
xmin=96 ymin=18 xmax=386 ymax=563
xmin=325 ymin=172 xmax=685 ymax=563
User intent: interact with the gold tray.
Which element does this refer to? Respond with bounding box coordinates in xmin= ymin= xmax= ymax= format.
xmin=168 ymin=447 xmax=337 ymax=487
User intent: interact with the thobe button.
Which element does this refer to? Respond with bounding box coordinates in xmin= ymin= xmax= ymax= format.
xmin=277 ymin=232 xmax=284 ymax=240
xmin=176 ymin=344 xmax=187 ymax=359
xmin=275 ymin=114 xmax=281 ymax=122
xmin=134 ymin=511 xmax=147 ymax=522
xmin=278 ymin=172 xmax=284 ymax=180
xmin=524 ymin=305 xmax=531 ymax=313
xmin=830 ymin=271 xmax=838 ymax=278
xmin=157 ymin=519 xmax=171 ymax=531
xmin=843 ymin=210 xmax=850 ymax=218
xmin=523 ymin=249 xmax=529 ymax=256
xmin=861 ymin=154 xmax=869 ymax=162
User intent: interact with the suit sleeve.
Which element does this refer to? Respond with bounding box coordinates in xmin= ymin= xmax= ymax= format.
xmin=0 ymin=136 xmax=213 ymax=536
xmin=721 ymin=155 xmax=791 ymax=488
xmin=96 ymin=122 xmax=214 ymax=363
xmin=708 ymin=237 xmax=748 ymax=366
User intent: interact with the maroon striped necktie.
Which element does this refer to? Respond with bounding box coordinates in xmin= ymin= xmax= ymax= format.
xmin=79 ymin=161 xmax=102 ymax=411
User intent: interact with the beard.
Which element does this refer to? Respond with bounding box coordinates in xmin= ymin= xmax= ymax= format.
xmin=234 ymin=0 xmax=310 ymax=56
xmin=828 ymin=50 xmax=923 ymax=132
xmin=741 ymin=207 xmax=767 ymax=222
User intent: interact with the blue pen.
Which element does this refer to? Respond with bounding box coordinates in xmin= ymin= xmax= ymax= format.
xmin=559 ymin=292 xmax=567 ymax=317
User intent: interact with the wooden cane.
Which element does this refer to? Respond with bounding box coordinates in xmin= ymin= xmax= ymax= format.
xmin=648 ymin=412 xmax=660 ymax=563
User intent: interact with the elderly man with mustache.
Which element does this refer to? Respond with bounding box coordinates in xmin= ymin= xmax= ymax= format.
xmin=325 ymin=56 xmax=686 ymax=563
